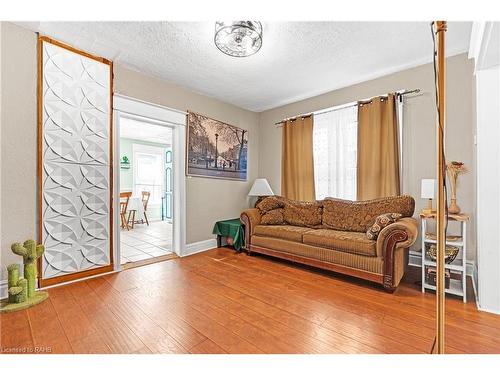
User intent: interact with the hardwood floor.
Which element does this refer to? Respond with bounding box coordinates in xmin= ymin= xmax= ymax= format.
xmin=1 ymin=247 xmax=500 ymax=354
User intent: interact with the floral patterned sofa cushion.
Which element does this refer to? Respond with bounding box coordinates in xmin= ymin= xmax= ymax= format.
xmin=260 ymin=208 xmax=285 ymax=225
xmin=322 ymin=195 xmax=414 ymax=232
xmin=283 ymin=200 xmax=323 ymax=228
xmin=256 ymin=196 xmax=286 ymax=213
xmin=253 ymin=225 xmax=314 ymax=242
xmin=302 ymin=229 xmax=377 ymax=257
xmin=256 ymin=196 xmax=287 ymax=225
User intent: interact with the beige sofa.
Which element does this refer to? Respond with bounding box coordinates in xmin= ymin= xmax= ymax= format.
xmin=241 ymin=195 xmax=418 ymax=291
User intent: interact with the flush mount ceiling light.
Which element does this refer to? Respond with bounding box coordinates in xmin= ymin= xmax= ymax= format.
xmin=214 ymin=21 xmax=263 ymax=57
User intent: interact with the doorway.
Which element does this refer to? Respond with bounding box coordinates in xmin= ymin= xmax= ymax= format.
xmin=113 ymin=95 xmax=187 ymax=269
xmin=118 ymin=118 xmax=174 ymax=265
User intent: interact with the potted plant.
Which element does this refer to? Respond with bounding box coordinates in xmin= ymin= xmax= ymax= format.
xmin=120 ymin=155 xmax=130 ymax=169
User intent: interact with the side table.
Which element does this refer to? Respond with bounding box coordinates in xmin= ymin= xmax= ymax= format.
xmin=212 ymin=218 xmax=245 ymax=252
xmin=420 ymin=212 xmax=469 ymax=302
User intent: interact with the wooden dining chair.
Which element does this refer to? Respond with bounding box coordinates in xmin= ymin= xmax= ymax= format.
xmin=119 ymin=192 xmax=132 ymax=230
xmin=141 ymin=191 xmax=151 ymax=226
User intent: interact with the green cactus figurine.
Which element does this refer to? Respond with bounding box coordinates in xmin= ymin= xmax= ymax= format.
xmin=18 ymin=278 xmax=28 ymax=302
xmin=12 ymin=240 xmax=44 ymax=298
xmin=8 ymin=286 xmax=24 ymax=304
xmin=1 ymin=239 xmax=48 ymax=314
xmin=7 ymin=264 xmax=20 ymax=288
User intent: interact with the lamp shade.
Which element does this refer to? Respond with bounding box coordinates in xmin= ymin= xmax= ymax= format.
xmin=421 ymin=179 xmax=435 ymax=199
xmin=248 ymin=178 xmax=274 ymax=197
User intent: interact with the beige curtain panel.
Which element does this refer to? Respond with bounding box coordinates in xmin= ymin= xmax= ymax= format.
xmin=357 ymin=94 xmax=401 ymax=200
xmin=281 ymin=115 xmax=316 ymax=201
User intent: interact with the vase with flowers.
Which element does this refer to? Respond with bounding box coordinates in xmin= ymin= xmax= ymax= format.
xmin=446 ymin=161 xmax=467 ymax=214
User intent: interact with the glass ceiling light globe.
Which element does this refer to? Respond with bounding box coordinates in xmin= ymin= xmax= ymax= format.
xmin=214 ymin=21 xmax=263 ymax=57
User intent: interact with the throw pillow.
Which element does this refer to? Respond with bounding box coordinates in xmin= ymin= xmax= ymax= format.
xmin=256 ymin=196 xmax=286 ymax=213
xmin=366 ymin=213 xmax=402 ymax=240
xmin=261 ymin=208 xmax=285 ymax=225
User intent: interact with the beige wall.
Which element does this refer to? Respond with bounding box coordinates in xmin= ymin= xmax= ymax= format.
xmin=113 ymin=66 xmax=260 ymax=243
xmin=0 ymin=23 xmax=38 ymax=280
xmin=258 ymin=53 xmax=477 ymax=261
xmin=0 ymin=23 xmax=259 ymax=285
xmin=0 ymin=21 xmax=477 ymax=288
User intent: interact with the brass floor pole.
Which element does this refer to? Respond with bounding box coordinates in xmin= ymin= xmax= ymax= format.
xmin=435 ymin=20 xmax=447 ymax=354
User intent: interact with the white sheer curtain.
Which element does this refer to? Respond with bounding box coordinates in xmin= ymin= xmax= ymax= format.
xmin=396 ymin=95 xmax=404 ymax=193
xmin=313 ymin=105 xmax=358 ymax=200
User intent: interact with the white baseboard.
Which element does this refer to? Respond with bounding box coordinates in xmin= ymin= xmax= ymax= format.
xmin=1 ymin=262 xmax=23 ymax=300
xmin=471 ymin=271 xmax=480 ymax=310
xmin=38 ymin=269 xmax=119 ymax=291
xmin=471 ymin=264 xmax=500 ymax=315
xmin=0 ymin=279 xmax=8 ymax=300
xmin=1 ymin=269 xmax=120 ymax=300
xmin=477 ymin=305 xmax=500 ymax=315
xmin=473 ymin=256 xmax=499 ymax=315
xmin=182 ymin=238 xmax=217 ymax=257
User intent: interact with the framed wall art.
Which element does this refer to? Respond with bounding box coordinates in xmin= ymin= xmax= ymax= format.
xmin=186 ymin=111 xmax=248 ymax=181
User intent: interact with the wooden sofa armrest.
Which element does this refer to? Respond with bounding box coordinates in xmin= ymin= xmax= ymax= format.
xmin=240 ymin=209 xmax=261 ymax=247
xmin=376 ymin=217 xmax=418 ymax=290
xmin=376 ymin=217 xmax=418 ymax=257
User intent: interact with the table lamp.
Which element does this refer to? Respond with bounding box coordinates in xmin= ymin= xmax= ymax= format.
xmin=421 ymin=178 xmax=435 ymax=215
xmin=248 ymin=178 xmax=274 ymax=207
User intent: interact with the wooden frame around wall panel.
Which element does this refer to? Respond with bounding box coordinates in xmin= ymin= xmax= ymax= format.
xmin=37 ymin=35 xmax=114 ymax=287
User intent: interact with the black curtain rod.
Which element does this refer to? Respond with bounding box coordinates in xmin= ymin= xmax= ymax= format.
xmin=274 ymin=89 xmax=421 ymax=126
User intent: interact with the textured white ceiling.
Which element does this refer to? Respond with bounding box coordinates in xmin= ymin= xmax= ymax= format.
xmin=18 ymin=21 xmax=472 ymax=112
xmin=120 ymin=117 xmax=172 ymax=145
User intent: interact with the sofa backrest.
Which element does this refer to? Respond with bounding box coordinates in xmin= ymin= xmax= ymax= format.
xmin=255 ymin=195 xmax=415 ymax=232
xmin=256 ymin=196 xmax=323 ymax=227
xmin=322 ymin=195 xmax=415 ymax=232
xmin=282 ymin=200 xmax=323 ymax=228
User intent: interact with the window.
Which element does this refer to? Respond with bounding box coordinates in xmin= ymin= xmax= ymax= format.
xmin=132 ymin=144 xmax=166 ymax=205
xmin=313 ymin=105 xmax=358 ymax=200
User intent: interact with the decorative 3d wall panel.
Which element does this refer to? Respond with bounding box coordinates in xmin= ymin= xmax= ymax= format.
xmin=39 ymin=38 xmax=113 ymax=283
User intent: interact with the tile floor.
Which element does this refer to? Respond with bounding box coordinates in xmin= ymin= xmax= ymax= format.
xmin=120 ymin=220 xmax=173 ymax=264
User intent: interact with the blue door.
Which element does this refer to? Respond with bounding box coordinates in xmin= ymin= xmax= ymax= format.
xmin=164 ymin=149 xmax=173 ymax=220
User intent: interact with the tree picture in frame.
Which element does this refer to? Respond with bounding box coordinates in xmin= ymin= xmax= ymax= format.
xmin=186 ymin=111 xmax=248 ymax=181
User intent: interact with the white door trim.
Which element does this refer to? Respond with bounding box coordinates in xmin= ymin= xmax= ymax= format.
xmin=114 ymin=94 xmax=187 ymax=125
xmin=113 ymin=95 xmax=187 ymax=270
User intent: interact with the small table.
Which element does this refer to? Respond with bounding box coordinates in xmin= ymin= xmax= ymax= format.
xmin=212 ymin=218 xmax=245 ymax=252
